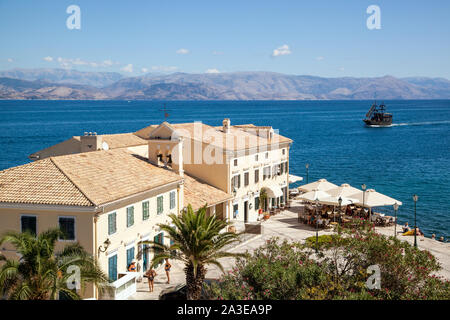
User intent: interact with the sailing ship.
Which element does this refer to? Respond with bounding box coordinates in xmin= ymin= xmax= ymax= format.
xmin=363 ymin=102 xmax=393 ymax=126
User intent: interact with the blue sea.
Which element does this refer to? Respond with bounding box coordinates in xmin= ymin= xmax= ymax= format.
xmin=0 ymin=100 xmax=449 ymax=238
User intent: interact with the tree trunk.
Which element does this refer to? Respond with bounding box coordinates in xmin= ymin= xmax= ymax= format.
xmin=185 ymin=263 xmax=206 ymax=300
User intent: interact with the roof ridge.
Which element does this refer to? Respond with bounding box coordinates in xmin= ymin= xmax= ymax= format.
xmin=49 ymin=157 xmax=97 ymax=207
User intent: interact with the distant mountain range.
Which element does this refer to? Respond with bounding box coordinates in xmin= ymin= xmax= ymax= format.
xmin=0 ymin=68 xmax=449 ymax=100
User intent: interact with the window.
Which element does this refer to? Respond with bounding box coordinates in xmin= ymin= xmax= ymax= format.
xmin=108 ymin=254 xmax=118 ymax=282
xmin=142 ymin=201 xmax=149 ymax=220
xmin=127 ymin=206 xmax=134 ymax=227
xmin=255 ymin=154 xmax=259 ymax=161
xmin=255 ymin=197 xmax=260 ymax=210
xmin=233 ymin=159 xmax=238 ymax=166
xmin=265 ymin=152 xmax=269 ymax=159
xmin=277 ymin=164 xmax=282 ymax=176
xmin=59 ymin=217 xmax=75 ymax=241
xmin=232 ymin=174 xmax=241 ymax=189
xmin=244 ymin=172 xmax=249 ymax=187
xmin=126 ymin=246 xmax=135 ymax=269
xmin=282 ymin=148 xmax=286 ymax=155
xmin=263 ymin=166 xmax=270 ymax=180
xmin=108 ymin=212 xmax=117 ymax=235
xmin=21 ymin=215 xmax=36 ymax=236
xmin=170 ymin=191 xmax=176 ymax=210
xmin=254 ymin=169 xmax=259 ymax=183
xmin=157 ymin=196 xmax=164 ymax=214
xmin=233 ymin=204 xmax=239 ymax=218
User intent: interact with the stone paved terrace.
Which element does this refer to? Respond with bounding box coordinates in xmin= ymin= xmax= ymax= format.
xmin=129 ymin=199 xmax=450 ymax=300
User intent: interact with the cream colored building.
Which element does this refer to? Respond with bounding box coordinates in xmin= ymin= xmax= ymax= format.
xmin=0 ymin=148 xmax=231 ymax=299
xmin=135 ymin=119 xmax=292 ymax=225
xmin=27 ymin=119 xmax=293 ymax=225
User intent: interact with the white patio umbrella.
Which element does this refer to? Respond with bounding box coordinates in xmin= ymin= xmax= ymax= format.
xmin=298 ymin=189 xmax=332 ymax=203
xmin=348 ymin=189 xmax=403 ymax=208
xmin=298 ymin=178 xmax=338 ymax=192
xmin=327 ymin=183 xmax=363 ymax=198
xmin=289 ymin=174 xmax=303 ymax=184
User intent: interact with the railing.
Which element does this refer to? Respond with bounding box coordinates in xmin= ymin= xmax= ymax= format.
xmin=100 ymin=272 xmax=137 ymax=300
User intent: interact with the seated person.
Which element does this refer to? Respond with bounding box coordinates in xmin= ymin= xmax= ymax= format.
xmin=402 ymin=222 xmax=411 ymax=233
xmin=414 ymin=228 xmax=424 ymax=236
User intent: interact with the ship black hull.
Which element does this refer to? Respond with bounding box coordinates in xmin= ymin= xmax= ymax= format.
xmin=363 ymin=119 xmax=393 ymax=126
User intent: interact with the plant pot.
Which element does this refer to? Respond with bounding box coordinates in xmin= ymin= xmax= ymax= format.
xmin=228 ymin=226 xmax=236 ymax=233
xmin=263 ymin=214 xmax=270 ymax=221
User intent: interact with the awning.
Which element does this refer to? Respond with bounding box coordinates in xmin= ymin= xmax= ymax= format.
xmin=265 ymin=185 xmax=283 ymax=198
xmin=289 ymin=174 xmax=303 ymax=184
xmin=348 ymin=189 xmax=402 ymax=207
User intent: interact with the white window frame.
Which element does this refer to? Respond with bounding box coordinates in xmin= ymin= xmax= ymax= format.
xmin=58 ymin=216 xmax=76 ymax=242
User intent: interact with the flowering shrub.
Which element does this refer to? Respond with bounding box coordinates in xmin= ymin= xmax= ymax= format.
xmin=205 ymin=223 xmax=450 ymax=300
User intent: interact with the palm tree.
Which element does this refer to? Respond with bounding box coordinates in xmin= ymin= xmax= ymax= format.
xmin=0 ymin=228 xmax=109 ymax=300
xmin=141 ymin=204 xmax=243 ymax=300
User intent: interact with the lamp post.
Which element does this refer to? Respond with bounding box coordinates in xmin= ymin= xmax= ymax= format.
xmin=413 ymin=194 xmax=418 ymax=248
xmin=315 ymin=198 xmax=319 ymax=253
xmin=393 ymin=202 xmax=399 ymax=238
xmin=305 ymin=163 xmax=309 ymax=184
xmin=337 ymin=196 xmax=342 ymax=223
xmin=361 ymin=184 xmax=367 ymax=220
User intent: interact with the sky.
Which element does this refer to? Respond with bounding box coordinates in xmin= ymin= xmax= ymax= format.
xmin=0 ymin=0 xmax=449 ymax=78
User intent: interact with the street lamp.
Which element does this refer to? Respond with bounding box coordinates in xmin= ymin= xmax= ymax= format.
xmin=413 ymin=194 xmax=418 ymax=248
xmin=305 ymin=163 xmax=309 ymax=184
xmin=361 ymin=184 xmax=367 ymax=220
xmin=393 ymin=202 xmax=399 ymax=238
xmin=315 ymin=198 xmax=319 ymax=253
xmin=337 ymin=196 xmax=342 ymax=223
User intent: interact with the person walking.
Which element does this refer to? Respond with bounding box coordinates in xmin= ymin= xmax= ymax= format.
xmin=145 ymin=267 xmax=157 ymax=292
xmin=164 ymin=258 xmax=172 ymax=284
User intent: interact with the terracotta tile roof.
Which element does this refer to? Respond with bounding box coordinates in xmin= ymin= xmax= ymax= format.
xmin=29 ymin=133 xmax=148 ymax=160
xmin=135 ymin=122 xmax=292 ymax=151
xmin=0 ymin=149 xmax=182 ymax=207
xmin=0 ymin=158 xmax=93 ymax=207
xmin=101 ymin=133 xmax=147 ymax=149
xmin=183 ymin=174 xmax=233 ymax=211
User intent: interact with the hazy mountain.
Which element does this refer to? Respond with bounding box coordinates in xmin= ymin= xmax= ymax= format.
xmin=0 ymin=77 xmax=107 ymax=99
xmin=0 ymin=68 xmax=124 ymax=88
xmin=0 ymin=69 xmax=449 ymax=100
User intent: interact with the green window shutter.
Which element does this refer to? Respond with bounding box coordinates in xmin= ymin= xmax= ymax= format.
xmin=127 ymin=206 xmax=134 ymax=227
xmin=108 ymin=213 xmax=116 ymax=235
xmin=170 ymin=192 xmax=176 ymax=210
xmin=157 ymin=196 xmax=163 ymax=214
xmin=142 ymin=201 xmax=149 ymax=220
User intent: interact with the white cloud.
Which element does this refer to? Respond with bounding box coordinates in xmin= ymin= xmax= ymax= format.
xmin=141 ymin=67 xmax=149 ymax=73
xmin=272 ymin=44 xmax=291 ymax=57
xmin=43 ymin=56 xmax=53 ymax=62
xmin=176 ymin=48 xmax=189 ymax=54
xmin=205 ymin=68 xmax=220 ymax=74
xmin=121 ymin=64 xmax=134 ymax=73
xmin=151 ymin=66 xmax=178 ymax=72
xmin=7 ymin=58 xmax=13 ymax=63
xmin=56 ymin=57 xmax=118 ymax=68
xmin=316 ymin=56 xmax=324 ymax=61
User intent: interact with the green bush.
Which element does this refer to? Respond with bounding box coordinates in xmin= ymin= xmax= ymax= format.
xmin=205 ymin=226 xmax=450 ymax=300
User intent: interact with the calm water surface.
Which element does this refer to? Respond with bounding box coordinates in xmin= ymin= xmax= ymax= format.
xmin=0 ymin=100 xmax=449 ymax=238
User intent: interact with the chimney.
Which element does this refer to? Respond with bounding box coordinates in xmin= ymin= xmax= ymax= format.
xmin=80 ymin=132 xmax=102 ymax=153
xmin=223 ymin=118 xmax=231 ymax=134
